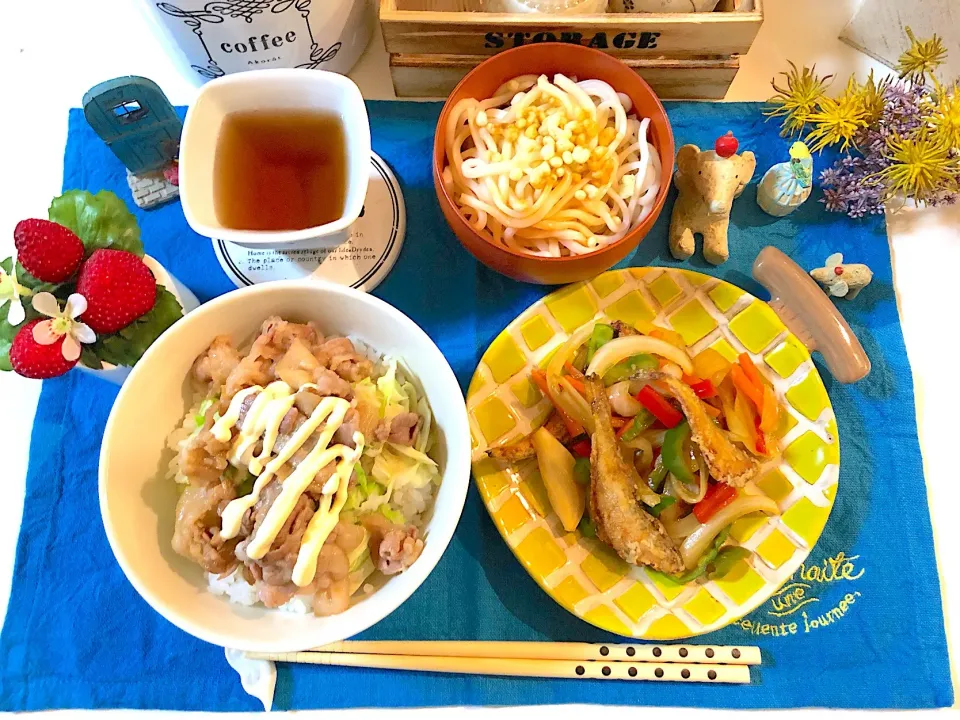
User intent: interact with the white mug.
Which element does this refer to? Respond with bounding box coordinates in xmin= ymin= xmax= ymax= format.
xmin=179 ymin=69 xmax=371 ymax=248
xmin=138 ymin=0 xmax=374 ymax=82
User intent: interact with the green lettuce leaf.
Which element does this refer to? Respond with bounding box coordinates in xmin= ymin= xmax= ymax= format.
xmin=1 ymin=258 xmax=11 ymax=274
xmin=48 ymin=190 xmax=143 ymax=257
xmin=82 ymin=285 xmax=182 ymax=368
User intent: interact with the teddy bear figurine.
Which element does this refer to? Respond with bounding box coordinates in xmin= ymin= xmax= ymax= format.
xmin=669 ymin=131 xmax=756 ymax=265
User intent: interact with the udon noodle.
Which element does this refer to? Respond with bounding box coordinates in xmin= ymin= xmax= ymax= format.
xmin=442 ymin=73 xmax=662 ymax=258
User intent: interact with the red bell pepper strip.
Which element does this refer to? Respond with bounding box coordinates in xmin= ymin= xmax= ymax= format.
xmin=635 ymin=385 xmax=684 ymax=428
xmin=688 ymin=378 xmax=717 ymax=399
xmin=754 ymin=412 xmax=768 ymax=455
xmin=570 ymin=437 xmax=592 ymax=458
xmin=693 ymin=483 xmax=738 ymax=523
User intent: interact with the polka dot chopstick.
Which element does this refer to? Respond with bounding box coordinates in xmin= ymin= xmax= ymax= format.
xmin=245 ymin=642 xmax=760 ymax=684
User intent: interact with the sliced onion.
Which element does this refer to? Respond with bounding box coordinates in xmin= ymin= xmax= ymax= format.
xmin=607 ymin=380 xmax=644 ymax=416
xmin=668 ymin=449 xmax=708 ymax=504
xmin=642 ymin=428 xmax=667 ymax=448
xmin=664 ymin=511 xmax=701 ymax=540
xmin=544 ymin=323 xmax=597 ymax=433
xmin=679 ymin=494 xmax=780 ymax=569
xmin=553 ymin=375 xmax=594 ymax=434
xmin=660 ymin=361 xmax=683 ymax=379
xmin=586 ymin=335 xmax=693 ymax=378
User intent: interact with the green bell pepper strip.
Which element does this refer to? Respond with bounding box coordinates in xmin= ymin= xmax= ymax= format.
xmin=672 ymin=527 xmax=731 ymax=584
xmin=585 ymin=324 xmax=614 ymax=364
xmin=573 ymin=457 xmax=591 ymax=486
xmin=648 ymin=494 xmax=676 ymax=518
xmin=620 ymin=408 xmax=655 ymax=442
xmin=578 ymin=516 xmax=597 ymax=538
xmin=647 ymin=454 xmax=668 ymax=492
xmin=602 ymin=353 xmax=659 ymax=385
xmin=662 ymin=421 xmax=695 ymax=484
xmin=571 ymin=345 xmax=588 ymax=373
xmin=708 ymin=546 xmax=752 ymax=580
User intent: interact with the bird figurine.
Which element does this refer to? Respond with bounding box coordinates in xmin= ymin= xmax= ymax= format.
xmin=810 ymin=253 xmax=873 ymax=300
xmin=757 ymin=141 xmax=813 ymax=217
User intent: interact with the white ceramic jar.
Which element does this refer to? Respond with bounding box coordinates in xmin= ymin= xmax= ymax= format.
xmin=138 ymin=0 xmax=374 ymax=83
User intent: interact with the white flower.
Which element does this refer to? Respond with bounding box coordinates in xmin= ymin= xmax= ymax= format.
xmin=31 ymin=292 xmax=96 ymax=362
xmin=0 ymin=263 xmax=32 ymax=325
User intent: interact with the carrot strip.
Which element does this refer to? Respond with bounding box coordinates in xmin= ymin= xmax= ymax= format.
xmin=610 ymin=416 xmax=629 ymax=429
xmin=530 ymin=369 xmax=582 ymax=437
xmin=616 ymin=420 xmax=633 ymax=439
xmin=738 ymin=353 xmax=766 ymax=395
xmin=701 ymin=401 xmax=722 ymax=419
xmin=563 ymin=361 xmax=585 ymax=381
xmin=564 ymin=374 xmax=586 ymax=396
xmin=730 ymin=364 xmax=763 ymax=410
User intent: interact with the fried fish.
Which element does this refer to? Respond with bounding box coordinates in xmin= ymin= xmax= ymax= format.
xmin=486 ymin=411 xmax=572 ymax=462
xmin=584 ymin=376 xmax=684 ymax=574
xmin=631 ymin=370 xmax=759 ymax=487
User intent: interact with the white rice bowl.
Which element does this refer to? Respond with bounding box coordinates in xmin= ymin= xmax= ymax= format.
xmin=100 ymin=280 xmax=470 ymax=652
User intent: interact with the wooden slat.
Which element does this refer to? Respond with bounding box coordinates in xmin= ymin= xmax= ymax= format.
xmin=380 ymin=10 xmax=762 ymax=58
xmin=389 ymin=53 xmax=739 ymax=98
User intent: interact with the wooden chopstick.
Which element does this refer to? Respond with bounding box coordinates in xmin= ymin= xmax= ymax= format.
xmin=311 ymin=640 xmax=761 ymax=666
xmin=245 ymin=650 xmax=751 ymax=684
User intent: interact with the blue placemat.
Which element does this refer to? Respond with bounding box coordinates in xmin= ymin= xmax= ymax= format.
xmin=0 ymin=101 xmax=952 ymax=710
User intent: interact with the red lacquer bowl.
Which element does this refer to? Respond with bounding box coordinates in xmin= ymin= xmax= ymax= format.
xmin=433 ymin=43 xmax=675 ymax=285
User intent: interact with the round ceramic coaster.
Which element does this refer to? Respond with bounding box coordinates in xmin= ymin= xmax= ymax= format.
xmin=213 ymin=152 xmax=405 ymax=291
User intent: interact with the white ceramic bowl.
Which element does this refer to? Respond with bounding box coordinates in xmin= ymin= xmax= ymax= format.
xmin=99 ymin=281 xmax=470 ymax=652
xmin=179 ymin=69 xmax=371 ymax=248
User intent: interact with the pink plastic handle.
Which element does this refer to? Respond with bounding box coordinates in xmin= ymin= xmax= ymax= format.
xmin=752 ymin=247 xmax=870 ymax=384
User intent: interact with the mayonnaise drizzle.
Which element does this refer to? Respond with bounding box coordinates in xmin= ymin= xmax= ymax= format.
xmin=214 ymin=381 xmax=363 ymax=587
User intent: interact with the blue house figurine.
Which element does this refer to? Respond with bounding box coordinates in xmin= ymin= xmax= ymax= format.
xmin=82 ymin=77 xmax=182 ymax=210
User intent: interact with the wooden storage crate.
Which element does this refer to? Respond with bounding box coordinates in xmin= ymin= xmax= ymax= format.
xmin=379 ymin=0 xmax=762 ymax=99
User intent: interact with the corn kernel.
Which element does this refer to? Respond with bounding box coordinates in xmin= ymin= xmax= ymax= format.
xmin=574 ymin=189 xmax=587 ymax=201
xmin=572 ymin=146 xmax=591 ymax=164
xmin=549 ymin=156 xmax=563 ymax=168
xmin=562 ymin=151 xmax=574 ymax=165
xmin=571 ymin=172 xmax=582 ymax=183
xmin=516 ymin=118 xmax=527 ymax=129
xmin=509 ymin=167 xmax=524 ymax=182
xmin=525 ymin=126 xmax=538 ymax=139
xmin=540 ymin=144 xmax=555 ymax=160
xmin=556 ymin=168 xmax=565 ymax=177
xmin=476 ymin=110 xmax=488 ymax=128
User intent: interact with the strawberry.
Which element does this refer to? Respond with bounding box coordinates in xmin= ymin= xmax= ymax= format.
xmin=10 ymin=319 xmax=78 ymax=379
xmin=76 ymin=249 xmax=157 ymax=334
xmin=714 ymin=131 xmax=739 ymax=159
xmin=14 ymin=219 xmax=85 ymax=283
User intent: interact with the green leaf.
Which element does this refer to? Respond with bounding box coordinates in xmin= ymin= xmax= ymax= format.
xmin=87 ymin=285 xmax=182 ymax=367
xmin=1 ymin=257 xmax=12 ymax=274
xmin=48 ymin=190 xmax=143 ymax=257
xmin=15 ymin=262 xmax=60 ymax=295
xmin=79 ymin=345 xmax=103 ymax=370
xmin=0 ymin=303 xmax=18 ymax=372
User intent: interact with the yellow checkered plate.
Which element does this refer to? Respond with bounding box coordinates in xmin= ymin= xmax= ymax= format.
xmin=468 ymin=267 xmax=839 ymax=639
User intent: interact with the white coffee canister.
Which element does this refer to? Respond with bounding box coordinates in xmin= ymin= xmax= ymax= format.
xmin=139 ymin=0 xmax=374 ymax=82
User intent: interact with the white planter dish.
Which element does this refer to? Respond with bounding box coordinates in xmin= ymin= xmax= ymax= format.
xmin=77 ymin=255 xmax=200 ymax=385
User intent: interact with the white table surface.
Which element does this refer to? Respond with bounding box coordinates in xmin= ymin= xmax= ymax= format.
xmin=3 ymin=0 xmax=957 ymax=716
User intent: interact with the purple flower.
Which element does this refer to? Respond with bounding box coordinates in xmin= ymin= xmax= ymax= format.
xmin=822 ymin=188 xmax=847 ymax=213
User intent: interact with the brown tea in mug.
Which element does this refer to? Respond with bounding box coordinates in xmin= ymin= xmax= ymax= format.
xmin=213 ymin=109 xmax=347 ymax=231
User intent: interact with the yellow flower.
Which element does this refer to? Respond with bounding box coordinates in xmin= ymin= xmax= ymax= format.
xmin=855 ymin=70 xmax=890 ymax=126
xmin=803 ymin=80 xmax=868 ymax=152
xmin=929 ymin=80 xmax=960 ymax=150
xmin=765 ymin=62 xmax=833 ymax=137
xmin=876 ymin=131 xmax=959 ymax=203
xmin=896 ymin=26 xmax=947 ymax=84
